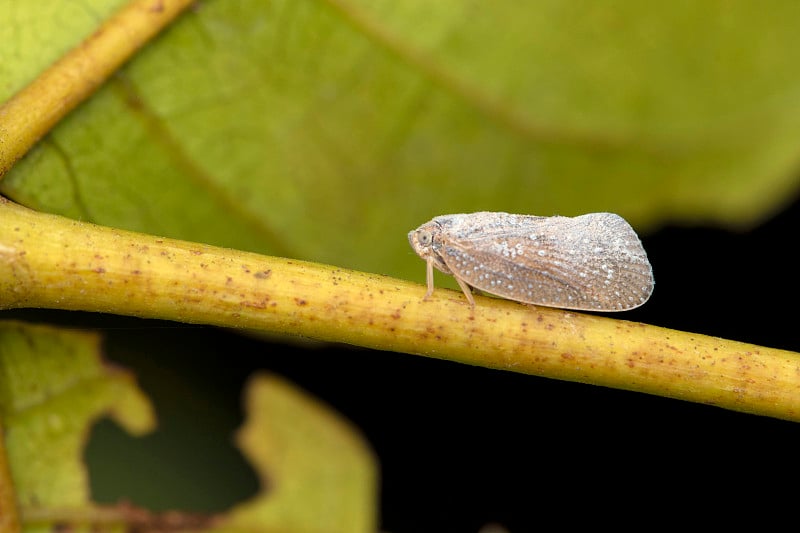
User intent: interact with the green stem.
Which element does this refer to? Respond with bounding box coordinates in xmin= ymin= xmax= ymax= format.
xmin=0 ymin=0 xmax=193 ymax=177
xmin=0 ymin=425 xmax=20 ymax=533
xmin=2 ymin=198 xmax=800 ymax=422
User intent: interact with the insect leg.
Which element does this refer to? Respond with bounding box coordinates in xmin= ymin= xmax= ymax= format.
xmin=424 ymin=258 xmax=435 ymax=299
xmin=455 ymin=276 xmax=476 ymax=307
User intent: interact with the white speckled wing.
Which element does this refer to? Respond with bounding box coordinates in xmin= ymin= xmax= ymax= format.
xmin=436 ymin=212 xmax=654 ymax=311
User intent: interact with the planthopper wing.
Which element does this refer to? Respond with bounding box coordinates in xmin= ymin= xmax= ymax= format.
xmin=437 ymin=212 xmax=654 ymax=311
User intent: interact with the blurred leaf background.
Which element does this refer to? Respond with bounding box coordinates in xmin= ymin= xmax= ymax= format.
xmin=3 ymin=0 xmax=800 ymax=279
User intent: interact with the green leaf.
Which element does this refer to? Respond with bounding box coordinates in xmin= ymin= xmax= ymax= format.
xmin=0 ymin=1 xmax=127 ymax=99
xmin=0 ymin=320 xmax=377 ymax=532
xmin=3 ymin=0 xmax=800 ymax=283
xmin=220 ymin=373 xmax=378 ymax=533
xmin=0 ymin=321 xmax=155 ymax=514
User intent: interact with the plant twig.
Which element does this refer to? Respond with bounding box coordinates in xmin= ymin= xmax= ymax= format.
xmin=1 ymin=197 xmax=799 ymax=422
xmin=0 ymin=0 xmax=194 ymax=176
xmin=0 ymin=425 xmax=20 ymax=533
xmin=21 ymin=503 xmax=214 ymax=531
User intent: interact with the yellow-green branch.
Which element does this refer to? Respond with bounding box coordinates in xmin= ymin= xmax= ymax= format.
xmin=1 ymin=198 xmax=799 ymax=422
xmin=0 ymin=0 xmax=194 ymax=176
xmin=0 ymin=427 xmax=20 ymax=533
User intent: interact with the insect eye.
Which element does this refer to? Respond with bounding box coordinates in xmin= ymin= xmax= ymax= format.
xmin=418 ymin=230 xmax=433 ymax=246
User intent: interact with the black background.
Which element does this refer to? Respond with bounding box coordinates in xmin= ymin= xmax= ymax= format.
xmin=6 ymin=194 xmax=800 ymax=532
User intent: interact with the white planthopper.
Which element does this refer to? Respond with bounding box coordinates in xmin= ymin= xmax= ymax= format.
xmin=408 ymin=212 xmax=654 ymax=311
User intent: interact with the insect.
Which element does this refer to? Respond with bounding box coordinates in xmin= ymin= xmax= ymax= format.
xmin=408 ymin=212 xmax=654 ymax=311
